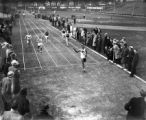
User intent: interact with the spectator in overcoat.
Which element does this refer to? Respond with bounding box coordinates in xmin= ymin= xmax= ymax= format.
xmin=127 ymin=46 xmax=135 ymax=71
xmin=125 ymin=89 xmax=146 ymax=120
xmin=130 ymin=49 xmax=139 ymax=77
xmin=113 ymin=39 xmax=121 ymax=64
xmin=1 ymin=71 xmax=14 ymax=111
xmin=12 ymin=88 xmax=30 ymax=116
xmin=121 ymin=43 xmax=129 ymax=69
xmin=96 ymin=33 xmax=102 ymax=53
xmin=103 ymin=33 xmax=110 ymax=54
xmin=92 ymin=32 xmax=97 ymax=50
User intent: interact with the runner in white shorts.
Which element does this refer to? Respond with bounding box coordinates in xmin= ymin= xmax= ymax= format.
xmin=44 ymin=31 xmax=49 ymax=42
xmin=25 ymin=33 xmax=32 ymax=44
xmin=73 ymin=45 xmax=87 ymax=72
xmin=61 ymin=28 xmax=66 ymax=38
xmin=37 ymin=37 xmax=43 ymax=52
xmin=65 ymin=31 xmax=69 ymax=46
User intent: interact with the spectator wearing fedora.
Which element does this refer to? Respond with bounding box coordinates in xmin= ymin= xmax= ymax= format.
xmin=125 ymin=89 xmax=146 ymax=120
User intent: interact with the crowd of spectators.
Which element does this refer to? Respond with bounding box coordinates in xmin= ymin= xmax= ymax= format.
xmin=44 ymin=13 xmax=139 ymax=77
xmin=74 ymin=27 xmax=139 ymax=77
xmin=0 ymin=15 xmax=30 ymax=119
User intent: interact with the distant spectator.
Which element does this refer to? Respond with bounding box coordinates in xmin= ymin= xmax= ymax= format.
xmin=130 ymin=49 xmax=139 ymax=77
xmin=105 ymin=38 xmax=113 ymax=60
xmin=96 ymin=33 xmax=102 ymax=53
xmin=127 ymin=46 xmax=135 ymax=71
xmin=1 ymin=99 xmax=24 ymax=120
xmin=86 ymin=32 xmax=93 ymax=47
xmin=121 ymin=43 xmax=129 ymax=69
xmin=113 ymin=39 xmax=121 ymax=64
xmin=92 ymin=32 xmax=97 ymax=50
xmin=125 ymin=89 xmax=146 ymax=120
xmin=103 ymin=33 xmax=110 ymax=54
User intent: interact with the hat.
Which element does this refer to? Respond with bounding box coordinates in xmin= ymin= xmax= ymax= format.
xmin=113 ymin=39 xmax=117 ymax=44
xmin=11 ymin=60 xmax=19 ymax=66
xmin=1 ymin=42 xmax=9 ymax=48
xmin=104 ymin=33 xmax=108 ymax=36
xmin=140 ymin=89 xmax=146 ymax=97
xmin=7 ymin=71 xmax=14 ymax=77
xmin=20 ymin=87 xmax=27 ymax=96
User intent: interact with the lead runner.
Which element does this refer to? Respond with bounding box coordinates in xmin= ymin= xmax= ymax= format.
xmin=73 ymin=45 xmax=87 ymax=72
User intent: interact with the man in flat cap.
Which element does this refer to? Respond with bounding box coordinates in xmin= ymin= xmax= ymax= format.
xmin=125 ymin=89 xmax=146 ymax=120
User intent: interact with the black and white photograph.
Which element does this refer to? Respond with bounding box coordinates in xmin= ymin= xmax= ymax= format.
xmin=0 ymin=0 xmax=146 ymax=119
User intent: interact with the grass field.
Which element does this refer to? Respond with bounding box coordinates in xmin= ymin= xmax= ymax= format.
xmin=1 ymin=12 xmax=146 ymax=120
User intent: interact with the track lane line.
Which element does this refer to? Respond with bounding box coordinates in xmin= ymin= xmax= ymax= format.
xmin=21 ymin=17 xmax=43 ymax=69
xmin=25 ymin=19 xmax=58 ymax=67
xmin=19 ymin=19 xmax=26 ymax=70
xmin=41 ymin=21 xmax=100 ymax=64
xmin=29 ymin=19 xmax=72 ymax=66
xmin=36 ymin=20 xmax=81 ymax=62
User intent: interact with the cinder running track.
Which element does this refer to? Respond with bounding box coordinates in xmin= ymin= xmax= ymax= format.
xmin=12 ymin=13 xmax=146 ymax=120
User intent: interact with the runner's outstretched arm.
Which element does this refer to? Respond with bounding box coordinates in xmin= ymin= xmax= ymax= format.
xmin=73 ymin=48 xmax=79 ymax=53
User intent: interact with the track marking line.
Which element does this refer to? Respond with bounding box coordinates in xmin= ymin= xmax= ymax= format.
xmin=43 ymin=22 xmax=101 ymax=64
xmin=19 ymin=19 xmax=26 ymax=70
xmin=21 ymin=18 xmax=43 ymax=69
xmin=29 ymin=19 xmax=72 ymax=66
xmin=37 ymin=21 xmax=81 ymax=62
xmin=19 ymin=62 xmax=97 ymax=71
xmin=25 ymin=19 xmax=58 ymax=67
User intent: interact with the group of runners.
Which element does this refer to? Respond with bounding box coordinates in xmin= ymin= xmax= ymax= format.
xmin=25 ymin=29 xmax=88 ymax=72
xmin=24 ymin=31 xmax=49 ymax=53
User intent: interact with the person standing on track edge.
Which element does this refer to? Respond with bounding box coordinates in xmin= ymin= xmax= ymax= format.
xmin=73 ymin=45 xmax=87 ymax=72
